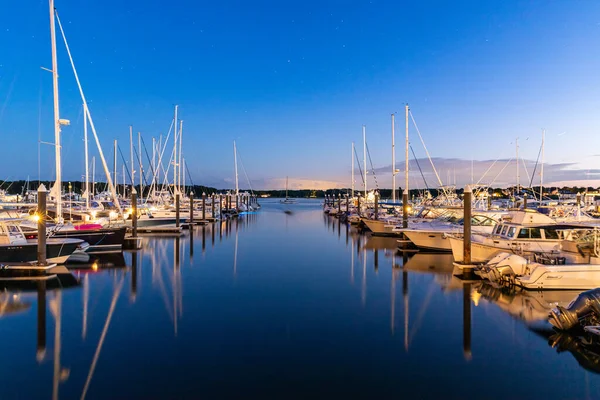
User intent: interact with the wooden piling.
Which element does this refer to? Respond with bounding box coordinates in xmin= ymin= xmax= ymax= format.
xmin=402 ymin=189 xmax=408 ymax=229
xmin=131 ymin=189 xmax=138 ymax=238
xmin=37 ymin=184 xmax=47 ymax=265
xmin=190 ymin=192 xmax=194 ymax=223
xmin=374 ymin=193 xmax=379 ymax=220
xmin=202 ymin=192 xmax=206 ymax=221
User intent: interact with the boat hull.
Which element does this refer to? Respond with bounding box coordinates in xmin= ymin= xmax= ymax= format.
xmin=403 ymin=230 xmax=453 ymax=251
xmin=25 ymin=227 xmax=126 ymax=253
xmin=0 ymin=239 xmax=83 ymax=264
xmin=361 ymin=219 xmax=401 ymax=236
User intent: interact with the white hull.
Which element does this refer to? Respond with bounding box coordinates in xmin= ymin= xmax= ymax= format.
xmin=361 ymin=219 xmax=400 ymax=236
xmin=403 ymin=230 xmax=452 ymax=251
xmin=448 ymin=235 xmax=560 ymax=263
xmin=517 ymin=263 xmax=600 ymax=290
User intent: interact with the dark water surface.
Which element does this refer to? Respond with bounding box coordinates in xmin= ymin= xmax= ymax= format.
xmin=1 ymin=199 xmax=599 ymax=399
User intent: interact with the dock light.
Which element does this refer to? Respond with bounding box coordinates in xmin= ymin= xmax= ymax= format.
xmin=406 ymin=206 xmax=412 ymax=212
xmin=91 ymin=262 xmax=99 ymax=271
xmin=91 ymin=211 xmax=97 ymax=219
xmin=109 ymin=211 xmax=117 ymax=219
xmin=32 ymin=214 xmax=40 ymax=222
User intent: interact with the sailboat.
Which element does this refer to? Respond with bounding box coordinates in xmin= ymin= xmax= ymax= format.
xmin=23 ymin=0 xmax=127 ymax=253
xmin=280 ymin=177 xmax=296 ymax=204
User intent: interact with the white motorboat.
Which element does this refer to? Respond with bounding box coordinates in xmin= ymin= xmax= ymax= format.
xmin=448 ymin=210 xmax=586 ymax=263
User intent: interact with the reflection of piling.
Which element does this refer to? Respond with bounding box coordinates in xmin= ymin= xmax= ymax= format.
xmin=211 ymin=224 xmax=215 ymax=247
xmin=131 ymin=251 xmax=138 ymax=299
xmin=37 ymin=185 xmax=47 ymax=265
xmin=37 ymin=280 xmax=47 ymax=360
xmin=175 ymin=193 xmax=180 ymax=228
xmin=175 ymin=236 xmax=180 ymax=268
xmin=374 ymin=249 xmax=379 ymax=271
xmin=202 ymin=226 xmax=206 ymax=253
xmin=190 ymin=226 xmax=194 ymax=260
xmin=463 ymin=283 xmax=472 ymax=360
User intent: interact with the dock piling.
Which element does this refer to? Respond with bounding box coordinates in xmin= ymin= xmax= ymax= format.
xmin=202 ymin=192 xmax=206 ymax=221
xmin=37 ymin=184 xmax=47 ymax=266
xmin=175 ymin=193 xmax=180 ymax=228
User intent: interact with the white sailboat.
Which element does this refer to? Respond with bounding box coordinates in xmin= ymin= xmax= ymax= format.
xmin=280 ymin=177 xmax=296 ymax=204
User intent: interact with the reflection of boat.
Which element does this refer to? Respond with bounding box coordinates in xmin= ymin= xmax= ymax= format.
xmin=478 ymin=283 xmax=581 ymax=323
xmin=363 ymin=236 xmax=401 ymax=251
xmin=403 ymin=253 xmax=455 ymax=274
xmin=68 ymin=251 xmax=126 ymax=270
xmin=0 ymin=292 xmax=31 ymax=317
xmin=531 ymin=327 xmax=600 ymax=375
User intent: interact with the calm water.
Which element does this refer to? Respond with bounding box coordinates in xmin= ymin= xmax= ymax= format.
xmin=1 ymin=199 xmax=599 ymax=399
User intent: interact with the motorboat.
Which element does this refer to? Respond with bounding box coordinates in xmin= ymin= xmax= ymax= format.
xmin=0 ymin=219 xmax=84 ymax=264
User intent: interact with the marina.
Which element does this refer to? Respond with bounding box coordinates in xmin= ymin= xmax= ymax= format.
xmin=2 ymin=0 xmax=600 ymax=398
xmin=0 ymin=200 xmax=599 ymax=399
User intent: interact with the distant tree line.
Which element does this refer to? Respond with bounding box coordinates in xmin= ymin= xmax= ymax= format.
xmin=2 ymin=180 xmax=599 ymax=200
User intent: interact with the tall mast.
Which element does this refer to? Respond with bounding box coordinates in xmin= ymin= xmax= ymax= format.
xmin=540 ymin=130 xmax=545 ymax=202
xmin=49 ymin=0 xmax=63 ymax=222
xmin=391 ymin=113 xmax=396 ymax=202
xmin=113 ymin=140 xmax=117 ymax=197
xmin=173 ymin=105 xmax=178 ymax=195
xmin=182 ymin=158 xmax=186 ymax=196
xmin=234 ymin=141 xmax=239 ymax=195
xmin=138 ymin=131 xmax=143 ymax=194
xmin=516 ymin=137 xmax=520 ymax=194
xmin=83 ymin=104 xmax=89 ymax=209
xmin=363 ymin=125 xmax=367 ymax=199
xmin=92 ymin=156 xmax=96 ymax=197
xmin=152 ymin=137 xmax=156 ymax=200
xmin=351 ymin=142 xmax=355 ymax=198
xmin=405 ymin=104 xmax=409 ymax=200
xmin=129 ymin=126 xmax=134 ymax=187
xmin=178 ymin=120 xmax=183 ymax=194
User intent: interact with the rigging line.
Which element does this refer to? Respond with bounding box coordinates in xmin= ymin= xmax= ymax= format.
xmin=487 ymin=158 xmax=514 ymax=189
xmin=365 ymin=142 xmax=379 ymax=190
xmin=410 ymin=145 xmax=430 ymax=190
xmin=408 ymin=110 xmax=444 ymax=189
xmin=528 ymin=143 xmax=543 ymax=194
xmin=117 ymin=146 xmax=134 ymax=186
xmin=132 ymin=146 xmax=151 ymax=188
xmin=353 ymin=146 xmax=365 ymax=186
xmin=236 ymin=148 xmax=254 ymax=195
xmin=184 ymin=160 xmax=195 ymax=189
xmin=520 ymin=156 xmax=532 ymax=192
xmin=474 ymin=158 xmax=499 ymax=187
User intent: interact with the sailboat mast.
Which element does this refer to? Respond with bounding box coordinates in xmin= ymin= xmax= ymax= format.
xmin=540 ymin=130 xmax=545 ymax=202
xmin=405 ymin=104 xmax=409 ymax=200
xmin=178 ymin=120 xmax=183 ymax=194
xmin=152 ymin=137 xmax=156 ymax=200
xmin=49 ymin=0 xmax=63 ymax=222
xmin=92 ymin=156 xmax=96 ymax=197
xmin=173 ymin=105 xmax=178 ymax=195
xmin=351 ymin=142 xmax=355 ymax=198
xmin=516 ymin=137 xmax=520 ymax=195
xmin=83 ymin=104 xmax=89 ymax=209
xmin=138 ymin=131 xmax=143 ymax=195
xmin=234 ymin=141 xmax=239 ymax=195
xmin=363 ymin=125 xmax=367 ymax=200
xmin=113 ymin=140 xmax=117 ymax=197
xmin=391 ymin=113 xmax=396 ymax=202
xmin=285 ymin=176 xmax=289 ymax=199
xmin=129 ymin=126 xmax=134 ymax=187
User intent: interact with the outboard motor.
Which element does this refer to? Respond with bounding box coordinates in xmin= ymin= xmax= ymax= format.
xmin=549 ymin=289 xmax=600 ymax=330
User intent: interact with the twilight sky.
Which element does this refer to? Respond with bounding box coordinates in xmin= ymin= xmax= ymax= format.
xmin=1 ymin=0 xmax=599 ymax=190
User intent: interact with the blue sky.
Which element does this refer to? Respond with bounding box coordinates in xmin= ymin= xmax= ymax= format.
xmin=1 ymin=0 xmax=599 ymax=189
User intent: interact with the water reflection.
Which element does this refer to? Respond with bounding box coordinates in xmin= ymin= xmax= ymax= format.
xmin=1 ymin=204 xmax=599 ymax=399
